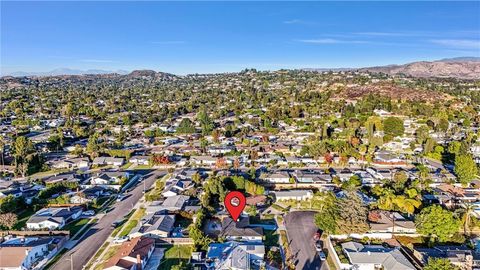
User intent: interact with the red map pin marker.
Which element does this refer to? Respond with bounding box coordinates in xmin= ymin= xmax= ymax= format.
xmin=224 ymin=191 xmax=246 ymax=222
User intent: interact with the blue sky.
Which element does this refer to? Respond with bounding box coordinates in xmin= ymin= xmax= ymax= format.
xmin=1 ymin=1 xmax=479 ymax=75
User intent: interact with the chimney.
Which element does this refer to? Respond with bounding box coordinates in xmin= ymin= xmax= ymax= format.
xmin=136 ymin=254 xmax=142 ymax=269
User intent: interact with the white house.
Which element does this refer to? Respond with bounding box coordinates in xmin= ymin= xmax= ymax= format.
xmin=26 ymin=206 xmax=83 ymax=230
xmin=260 ymin=171 xmax=291 ymax=184
xmin=272 ymin=190 xmax=314 ymax=201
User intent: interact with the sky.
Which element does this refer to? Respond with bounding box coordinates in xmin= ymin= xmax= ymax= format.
xmin=1 ymin=1 xmax=480 ymax=75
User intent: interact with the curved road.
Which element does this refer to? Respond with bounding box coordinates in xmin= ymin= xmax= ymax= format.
xmin=51 ymin=169 xmax=166 ymax=270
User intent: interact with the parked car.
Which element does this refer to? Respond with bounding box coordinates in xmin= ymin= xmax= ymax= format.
xmin=83 ymin=210 xmax=95 ymax=216
xmin=318 ymin=251 xmax=327 ymax=261
xmin=103 ymin=207 xmax=114 ymax=214
xmin=113 ymin=236 xmax=129 ymax=244
xmin=116 ymin=194 xmax=126 ymax=202
xmin=111 ymin=219 xmax=124 ymax=228
xmin=315 ymin=241 xmax=322 ymax=252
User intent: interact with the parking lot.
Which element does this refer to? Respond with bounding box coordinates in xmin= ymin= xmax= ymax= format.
xmin=284 ymin=211 xmax=327 ymax=270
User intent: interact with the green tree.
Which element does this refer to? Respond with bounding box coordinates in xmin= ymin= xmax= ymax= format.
xmin=336 ymin=191 xmax=369 ymax=234
xmin=415 ymin=205 xmax=461 ymax=242
xmin=454 ymin=154 xmax=478 ymax=185
xmin=314 ymin=193 xmax=339 ymax=234
xmin=383 ymin=117 xmax=404 ymax=137
xmin=86 ymin=133 xmax=101 ymax=158
xmin=415 ymin=125 xmax=430 ymax=143
xmin=424 ymin=258 xmax=459 ymax=270
xmin=177 ymin=119 xmax=196 ymax=134
xmin=197 ymin=109 xmax=214 ymax=135
xmin=342 ymin=175 xmax=362 ymax=189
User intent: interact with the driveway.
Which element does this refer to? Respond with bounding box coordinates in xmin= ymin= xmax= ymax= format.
xmin=50 ymin=169 xmax=166 ymax=270
xmin=284 ymin=211 xmax=328 ymax=270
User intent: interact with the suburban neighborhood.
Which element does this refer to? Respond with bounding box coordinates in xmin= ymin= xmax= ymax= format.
xmin=1 ymin=66 xmax=480 ymax=270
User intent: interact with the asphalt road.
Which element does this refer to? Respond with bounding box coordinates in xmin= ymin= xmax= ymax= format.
xmin=284 ymin=211 xmax=328 ymax=270
xmin=50 ymin=169 xmax=166 ymax=270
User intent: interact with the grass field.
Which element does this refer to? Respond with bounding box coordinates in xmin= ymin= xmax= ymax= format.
xmin=13 ymin=209 xmax=35 ymax=230
xmin=118 ymin=207 xmax=146 ymax=237
xmin=64 ymin=218 xmax=89 ymax=236
xmin=159 ymin=245 xmax=193 ymax=269
xmin=72 ymin=218 xmax=97 ymax=240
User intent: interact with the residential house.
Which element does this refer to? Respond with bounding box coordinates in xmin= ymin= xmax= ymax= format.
xmin=220 ymin=217 xmax=263 ymax=242
xmin=368 ymin=211 xmax=416 ymax=234
xmin=129 ymin=214 xmax=176 ymax=238
xmin=51 ymin=157 xmax=90 ymax=171
xmin=259 ymin=171 xmax=291 ymax=184
xmin=92 ymin=157 xmax=125 ymax=167
xmin=90 ymin=171 xmax=129 ymax=185
xmin=145 ymin=195 xmax=190 ymax=214
xmin=129 ymin=156 xmax=150 ymax=166
xmin=70 ymin=186 xmax=110 ymax=204
xmin=44 ymin=173 xmax=82 ymax=185
xmin=271 ymin=190 xmax=314 ymax=201
xmin=374 ymin=151 xmax=406 ymax=165
xmin=206 ymin=241 xmax=265 ymax=270
xmin=104 ymin=237 xmax=155 ymax=270
xmin=162 ymin=174 xmax=193 ymax=197
xmin=26 ymin=206 xmax=83 ymax=230
xmin=414 ymin=245 xmax=480 ymax=270
xmin=341 ymin=241 xmax=416 ymax=270
xmin=294 ymin=170 xmax=333 ymax=185
xmin=190 ymin=156 xmax=218 ymax=167
xmin=0 ymin=236 xmax=66 ymax=270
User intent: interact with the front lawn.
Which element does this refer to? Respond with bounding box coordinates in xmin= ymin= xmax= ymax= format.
xmin=264 ymin=230 xmax=279 ymax=246
xmin=118 ymin=207 xmax=146 ymax=237
xmin=145 ymin=175 xmax=168 ymax=201
xmin=159 ymin=245 xmax=193 ymax=269
xmin=64 ymin=218 xmax=89 ymax=236
xmin=13 ymin=209 xmax=35 ymax=230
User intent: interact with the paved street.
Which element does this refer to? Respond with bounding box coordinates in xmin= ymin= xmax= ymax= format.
xmin=284 ymin=211 xmax=328 ymax=270
xmin=50 ymin=169 xmax=166 ymax=270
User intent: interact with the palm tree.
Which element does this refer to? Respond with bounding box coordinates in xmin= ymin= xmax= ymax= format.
xmin=0 ymin=136 xmax=4 ymax=172
xmin=457 ymin=203 xmax=476 ymax=236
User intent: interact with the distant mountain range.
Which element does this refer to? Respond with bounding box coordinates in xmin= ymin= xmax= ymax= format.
xmin=6 ymin=68 xmax=129 ymax=77
xmin=304 ymin=57 xmax=480 ymax=79
xmin=4 ymin=57 xmax=480 ymax=79
xmin=358 ymin=57 xmax=480 ymax=80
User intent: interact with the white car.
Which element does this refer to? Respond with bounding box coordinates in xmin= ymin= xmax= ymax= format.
xmin=83 ymin=210 xmax=95 ymax=216
xmin=113 ymin=236 xmax=129 ymax=244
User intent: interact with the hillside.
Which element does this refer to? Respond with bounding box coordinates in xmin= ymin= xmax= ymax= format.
xmin=361 ymin=58 xmax=480 ymax=80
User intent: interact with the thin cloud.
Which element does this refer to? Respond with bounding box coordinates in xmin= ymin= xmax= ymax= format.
xmin=151 ymin=41 xmax=186 ymax=45
xmin=354 ymin=32 xmax=414 ymax=37
xmin=430 ymin=39 xmax=480 ymax=49
xmin=297 ymin=38 xmax=369 ymax=44
xmin=283 ymin=19 xmax=318 ymax=26
xmin=355 ymin=30 xmax=480 ymax=38
xmin=79 ymin=59 xmax=115 ymax=63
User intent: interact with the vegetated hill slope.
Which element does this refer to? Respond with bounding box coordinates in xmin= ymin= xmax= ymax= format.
xmin=361 ymin=58 xmax=480 ymax=80
xmin=332 ymin=82 xmax=454 ymax=102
